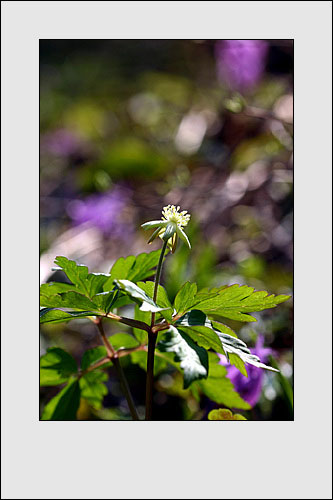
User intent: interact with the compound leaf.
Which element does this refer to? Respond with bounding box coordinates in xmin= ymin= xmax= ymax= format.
xmin=40 ymin=308 xmax=99 ymax=324
xmin=40 ymin=347 xmax=78 ymax=386
xmin=192 ymin=284 xmax=290 ymax=322
xmin=114 ymin=279 xmax=170 ymax=313
xmin=41 ymin=379 xmax=81 ymax=420
xmin=158 ymin=325 xmax=208 ymax=389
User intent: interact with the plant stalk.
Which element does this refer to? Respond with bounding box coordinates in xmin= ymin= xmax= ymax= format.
xmin=95 ymin=318 xmax=139 ymax=420
xmin=145 ymin=239 xmax=168 ymax=420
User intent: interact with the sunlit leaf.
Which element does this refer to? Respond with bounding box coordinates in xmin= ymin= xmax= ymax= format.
xmin=114 ymin=279 xmax=170 ymax=313
xmin=40 ymin=347 xmax=78 ymax=386
xmin=158 ymin=325 xmax=208 ymax=389
xmin=192 ymin=284 xmax=290 ymax=322
xmin=208 ymin=408 xmax=247 ymax=420
xmin=40 ymin=308 xmax=98 ymax=324
xmin=41 ymin=379 xmax=81 ymax=420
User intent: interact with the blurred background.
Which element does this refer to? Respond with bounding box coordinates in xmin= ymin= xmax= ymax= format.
xmin=40 ymin=39 xmax=293 ymax=420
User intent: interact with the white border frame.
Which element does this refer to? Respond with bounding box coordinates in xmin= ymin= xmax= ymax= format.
xmin=2 ymin=2 xmax=332 ymax=499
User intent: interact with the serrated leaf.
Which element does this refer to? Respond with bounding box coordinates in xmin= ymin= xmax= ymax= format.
xmin=81 ymin=346 xmax=108 ymax=371
xmin=198 ymin=354 xmax=251 ymax=410
xmin=114 ymin=279 xmax=170 ymax=313
xmin=91 ymin=289 xmax=120 ymax=313
xmin=40 ymin=290 xmax=99 ymax=310
xmin=103 ymin=250 xmax=164 ymax=291
xmin=41 ymin=379 xmax=81 ymax=420
xmin=208 ymin=408 xmax=247 ymax=420
xmin=40 ymin=282 xmax=78 ymax=296
xmin=40 ymin=347 xmax=78 ymax=386
xmin=79 ymin=371 xmax=108 ymax=409
xmin=53 ymin=257 xmax=110 ymax=298
xmin=192 ymin=284 xmax=290 ymax=322
xmin=137 ymin=281 xmax=173 ymax=321
xmin=40 ymin=308 xmax=98 ymax=324
xmin=158 ymin=325 xmax=208 ymax=389
xmin=174 ymin=282 xmax=197 ymax=316
xmin=176 ymin=310 xmax=276 ymax=373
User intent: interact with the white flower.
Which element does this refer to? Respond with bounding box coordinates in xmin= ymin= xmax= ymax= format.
xmin=141 ymin=205 xmax=191 ymax=252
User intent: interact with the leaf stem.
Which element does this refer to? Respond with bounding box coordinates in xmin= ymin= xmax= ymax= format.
xmin=145 ymin=239 xmax=168 ymax=420
xmin=95 ymin=318 xmax=139 ymax=420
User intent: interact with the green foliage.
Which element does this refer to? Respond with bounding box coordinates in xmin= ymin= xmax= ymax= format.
xmin=137 ymin=281 xmax=173 ymax=321
xmin=41 ymin=379 xmax=81 ymax=420
xmin=132 ymin=305 xmax=150 ymax=344
xmin=40 ymin=347 xmax=78 ymax=386
xmin=40 ymin=247 xmax=290 ymax=420
xmin=192 ymin=284 xmax=290 ymax=322
xmin=130 ymin=350 xmax=169 ymax=376
xmin=158 ymin=325 xmax=208 ymax=389
xmin=40 ymin=290 xmax=99 ymax=310
xmin=81 ymin=346 xmax=108 ymax=370
xmin=79 ymin=371 xmax=108 ymax=409
xmin=174 ymin=282 xmax=197 ymax=316
xmin=176 ymin=309 xmax=270 ymax=375
xmin=197 ymin=354 xmax=251 ymax=410
xmin=40 ymin=308 xmax=98 ymax=324
xmin=54 ymin=256 xmax=110 ymax=298
xmin=114 ymin=279 xmax=169 ymax=313
xmin=208 ymin=408 xmax=247 ymax=420
xmin=103 ymin=250 xmax=164 ymax=289
xmin=108 ymin=333 xmax=139 ymax=350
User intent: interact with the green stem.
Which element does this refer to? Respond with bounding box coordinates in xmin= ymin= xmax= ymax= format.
xmin=95 ymin=319 xmax=139 ymax=420
xmin=145 ymin=239 xmax=168 ymax=420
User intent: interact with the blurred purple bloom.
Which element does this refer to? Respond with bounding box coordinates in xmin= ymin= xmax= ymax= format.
xmin=42 ymin=129 xmax=85 ymax=157
xmin=67 ymin=186 xmax=133 ymax=237
xmin=218 ymin=335 xmax=273 ymax=407
xmin=215 ymin=40 xmax=269 ymax=92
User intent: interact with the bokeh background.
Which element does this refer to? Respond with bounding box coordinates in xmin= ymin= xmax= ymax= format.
xmin=40 ymin=39 xmax=293 ymax=420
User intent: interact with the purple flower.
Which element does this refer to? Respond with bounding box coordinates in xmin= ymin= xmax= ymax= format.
xmin=67 ymin=186 xmax=133 ymax=237
xmin=42 ymin=129 xmax=85 ymax=157
xmin=215 ymin=40 xmax=269 ymax=92
xmin=218 ymin=335 xmax=273 ymax=407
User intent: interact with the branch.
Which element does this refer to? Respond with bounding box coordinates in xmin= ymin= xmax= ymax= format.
xmin=95 ymin=318 xmax=139 ymax=420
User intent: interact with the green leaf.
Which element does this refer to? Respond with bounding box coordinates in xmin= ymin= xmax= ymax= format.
xmin=137 ymin=281 xmax=173 ymax=321
xmin=91 ymin=289 xmax=119 ymax=313
xmin=192 ymin=284 xmax=290 ymax=322
xmin=40 ymin=308 xmax=98 ymax=324
xmin=198 ymin=354 xmax=251 ymax=410
xmin=53 ymin=256 xmax=110 ymax=298
xmin=208 ymin=408 xmax=247 ymax=420
xmin=81 ymin=346 xmax=108 ymax=371
xmin=130 ymin=350 xmax=168 ymax=376
xmin=103 ymin=250 xmax=164 ymax=290
xmin=176 ymin=310 xmax=276 ymax=373
xmin=114 ymin=279 xmax=170 ymax=313
xmin=79 ymin=371 xmax=108 ymax=409
xmin=132 ymin=305 xmax=150 ymax=344
xmin=108 ymin=333 xmax=139 ymax=350
xmin=174 ymin=282 xmax=197 ymax=316
xmin=158 ymin=325 xmax=208 ymax=389
xmin=40 ymin=290 xmax=99 ymax=310
xmin=41 ymin=379 xmax=81 ymax=420
xmin=40 ymin=347 xmax=78 ymax=386
xmin=40 ymin=282 xmax=77 ymax=296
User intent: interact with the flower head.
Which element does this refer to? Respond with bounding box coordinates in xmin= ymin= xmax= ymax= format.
xmin=141 ymin=205 xmax=191 ymax=252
